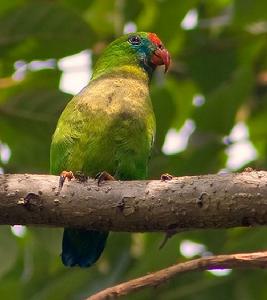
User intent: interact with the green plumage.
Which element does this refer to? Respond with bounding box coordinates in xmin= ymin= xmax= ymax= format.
xmin=50 ymin=70 xmax=155 ymax=179
xmin=50 ymin=32 xmax=166 ymax=267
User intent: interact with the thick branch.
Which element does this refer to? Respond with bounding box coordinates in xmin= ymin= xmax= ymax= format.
xmin=87 ymin=251 xmax=267 ymax=300
xmin=1 ymin=171 xmax=267 ymax=231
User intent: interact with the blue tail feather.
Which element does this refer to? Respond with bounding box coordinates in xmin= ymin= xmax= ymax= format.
xmin=62 ymin=228 xmax=109 ymax=268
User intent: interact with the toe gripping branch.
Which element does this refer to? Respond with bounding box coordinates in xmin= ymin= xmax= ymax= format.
xmin=58 ymin=171 xmax=74 ymax=194
xmin=95 ymin=171 xmax=115 ymax=186
xmin=160 ymin=173 xmax=173 ymax=181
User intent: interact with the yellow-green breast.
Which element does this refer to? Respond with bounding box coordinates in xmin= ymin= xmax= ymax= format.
xmin=50 ymin=68 xmax=155 ymax=180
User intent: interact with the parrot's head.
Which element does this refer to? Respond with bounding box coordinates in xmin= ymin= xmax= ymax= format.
xmin=92 ymin=32 xmax=170 ymax=80
xmin=126 ymin=32 xmax=170 ymax=73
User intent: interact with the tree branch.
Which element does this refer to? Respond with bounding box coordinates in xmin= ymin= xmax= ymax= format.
xmin=87 ymin=251 xmax=267 ymax=300
xmin=1 ymin=170 xmax=267 ymax=231
xmin=2 ymin=172 xmax=267 ymax=299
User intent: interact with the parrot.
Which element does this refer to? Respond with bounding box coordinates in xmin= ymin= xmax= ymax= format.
xmin=50 ymin=32 xmax=170 ymax=268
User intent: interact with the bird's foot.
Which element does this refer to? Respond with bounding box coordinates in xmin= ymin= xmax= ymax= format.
xmin=74 ymin=171 xmax=88 ymax=182
xmin=95 ymin=171 xmax=115 ymax=186
xmin=160 ymin=173 xmax=173 ymax=181
xmin=58 ymin=171 xmax=74 ymax=194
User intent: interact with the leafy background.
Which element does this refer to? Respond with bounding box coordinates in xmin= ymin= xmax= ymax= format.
xmin=1 ymin=0 xmax=267 ymax=299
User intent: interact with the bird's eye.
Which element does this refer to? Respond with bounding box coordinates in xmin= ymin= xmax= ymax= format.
xmin=128 ymin=35 xmax=141 ymax=45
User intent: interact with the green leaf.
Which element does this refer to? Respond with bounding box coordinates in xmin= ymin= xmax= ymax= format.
xmin=0 ymin=2 xmax=95 ymax=61
xmin=135 ymin=0 xmax=158 ymax=32
xmin=0 ymin=227 xmax=18 ymax=278
xmin=152 ymin=140 xmax=225 ymax=177
xmin=234 ymin=0 xmax=267 ymax=26
xmin=193 ymin=66 xmax=254 ymax=135
xmin=84 ymin=0 xmax=117 ymax=37
xmin=152 ymin=0 xmax=197 ymax=43
xmin=247 ymin=102 xmax=267 ymax=168
xmin=151 ymin=82 xmax=177 ymax=149
xmin=0 ymin=69 xmax=70 ymax=172
xmin=0 ymin=0 xmax=25 ymax=16
xmin=167 ymin=77 xmax=197 ymax=129
xmin=185 ymin=29 xmax=239 ymax=93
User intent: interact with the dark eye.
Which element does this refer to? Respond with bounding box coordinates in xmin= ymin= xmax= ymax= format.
xmin=128 ymin=35 xmax=141 ymax=45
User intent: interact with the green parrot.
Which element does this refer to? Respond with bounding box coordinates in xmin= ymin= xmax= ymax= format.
xmin=50 ymin=32 xmax=170 ymax=267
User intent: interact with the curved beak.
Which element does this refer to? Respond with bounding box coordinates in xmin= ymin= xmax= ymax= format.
xmin=151 ymin=48 xmax=170 ymax=73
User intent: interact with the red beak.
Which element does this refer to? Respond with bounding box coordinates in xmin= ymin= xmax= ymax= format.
xmin=151 ymin=48 xmax=170 ymax=73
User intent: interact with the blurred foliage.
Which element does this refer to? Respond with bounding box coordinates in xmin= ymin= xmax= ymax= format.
xmin=1 ymin=0 xmax=267 ymax=299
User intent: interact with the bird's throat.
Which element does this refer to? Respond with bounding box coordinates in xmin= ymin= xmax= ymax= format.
xmin=91 ymin=64 xmax=150 ymax=84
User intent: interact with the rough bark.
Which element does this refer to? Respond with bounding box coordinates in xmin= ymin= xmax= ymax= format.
xmin=88 ymin=251 xmax=267 ymax=300
xmin=1 ymin=170 xmax=267 ymax=231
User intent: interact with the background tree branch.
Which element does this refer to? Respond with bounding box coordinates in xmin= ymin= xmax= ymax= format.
xmin=87 ymin=251 xmax=267 ymax=300
xmin=1 ymin=170 xmax=267 ymax=231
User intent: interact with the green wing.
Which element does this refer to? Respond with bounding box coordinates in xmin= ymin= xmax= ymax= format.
xmin=50 ymin=96 xmax=90 ymax=175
